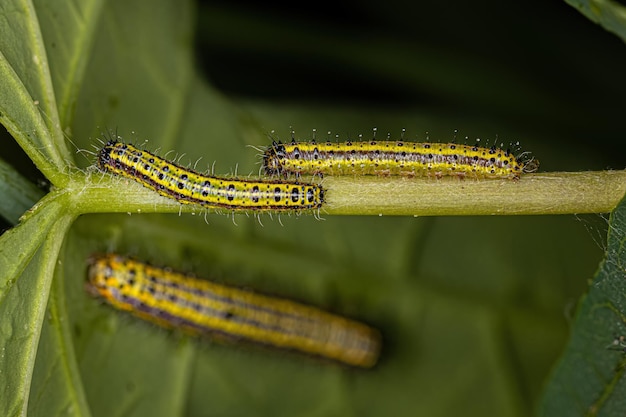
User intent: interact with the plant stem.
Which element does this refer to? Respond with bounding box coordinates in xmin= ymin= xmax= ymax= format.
xmin=70 ymin=170 xmax=626 ymax=217
xmin=323 ymin=171 xmax=626 ymax=216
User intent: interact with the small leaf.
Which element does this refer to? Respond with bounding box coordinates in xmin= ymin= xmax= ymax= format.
xmin=566 ymin=0 xmax=626 ymax=44
xmin=0 ymin=0 xmax=69 ymax=183
xmin=539 ymin=194 xmax=626 ymax=416
xmin=0 ymin=195 xmax=75 ymax=416
xmin=0 ymin=156 xmax=44 ymax=223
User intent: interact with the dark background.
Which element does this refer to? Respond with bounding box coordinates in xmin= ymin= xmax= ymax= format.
xmin=195 ymin=0 xmax=626 ymax=164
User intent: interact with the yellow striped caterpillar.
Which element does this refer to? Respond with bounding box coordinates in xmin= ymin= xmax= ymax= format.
xmin=97 ymin=141 xmax=324 ymax=211
xmin=263 ymin=139 xmax=537 ymax=179
xmin=86 ymin=253 xmax=381 ymax=368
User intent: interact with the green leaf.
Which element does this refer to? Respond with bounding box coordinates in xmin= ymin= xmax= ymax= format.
xmin=35 ymin=0 xmax=105 ymax=129
xmin=0 ymin=156 xmax=44 ymax=223
xmin=0 ymin=0 xmax=69 ymax=185
xmin=0 ymin=194 xmax=75 ymax=416
xmin=538 ymin=194 xmax=626 ymax=416
xmin=566 ymin=0 xmax=626 ymax=44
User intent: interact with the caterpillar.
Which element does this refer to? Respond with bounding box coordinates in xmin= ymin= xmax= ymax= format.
xmin=263 ymin=139 xmax=537 ymax=179
xmin=97 ymin=141 xmax=324 ymax=211
xmin=86 ymin=253 xmax=381 ymax=368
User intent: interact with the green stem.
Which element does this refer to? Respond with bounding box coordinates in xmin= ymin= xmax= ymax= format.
xmin=324 ymin=171 xmax=626 ymax=216
xmin=67 ymin=170 xmax=626 ymax=217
